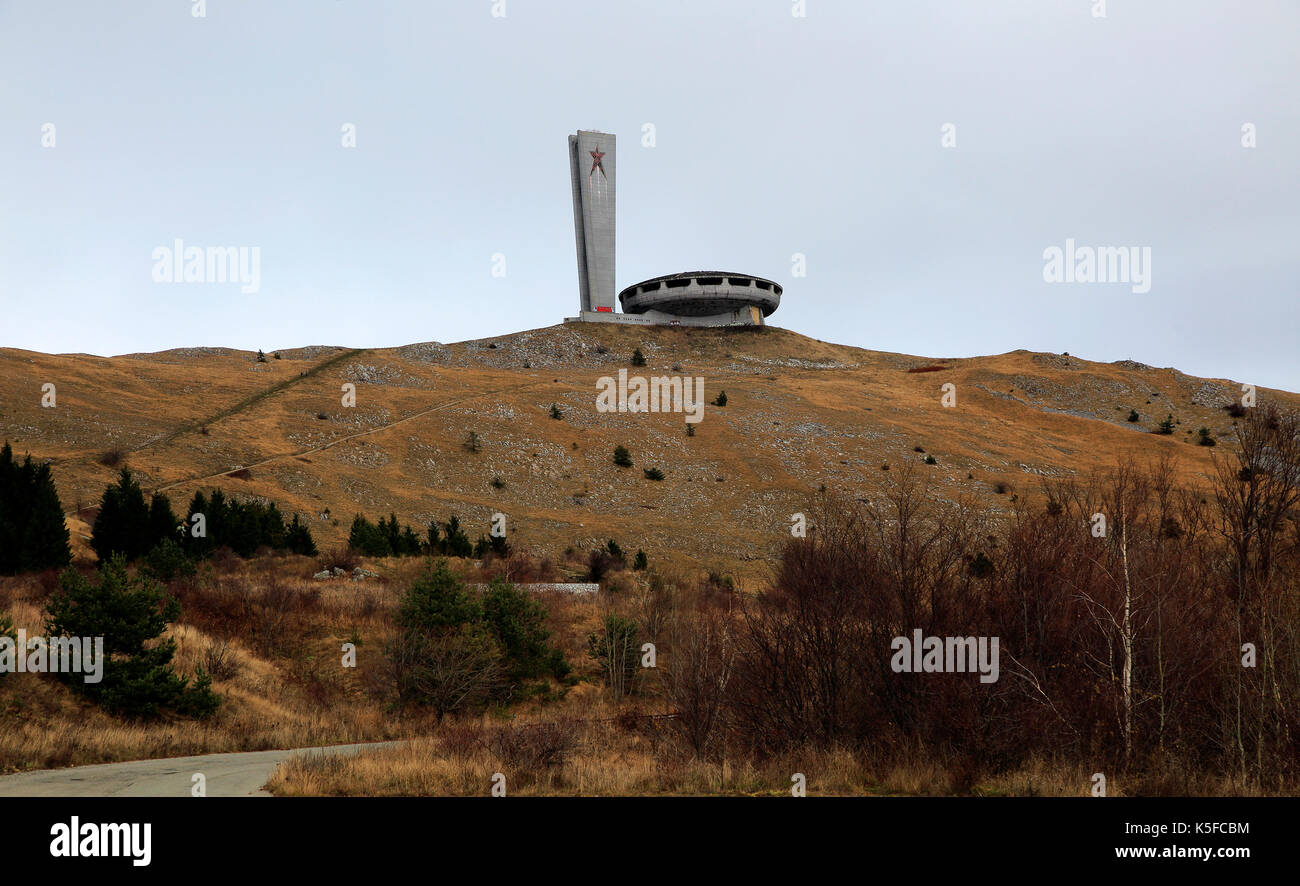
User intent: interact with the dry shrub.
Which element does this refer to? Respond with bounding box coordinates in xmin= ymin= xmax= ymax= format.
xmin=317 ymin=545 xmax=360 ymax=573
xmin=203 ymin=639 xmax=239 ymax=681
xmin=487 ymin=720 xmax=579 ymax=771
xmin=437 ymin=721 xmax=487 ymax=758
xmin=97 ymin=448 xmax=127 ymax=467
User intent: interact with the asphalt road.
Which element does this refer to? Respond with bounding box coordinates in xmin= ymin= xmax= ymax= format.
xmin=0 ymin=742 xmax=399 ymax=797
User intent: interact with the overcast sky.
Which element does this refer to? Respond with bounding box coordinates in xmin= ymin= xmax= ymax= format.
xmin=1 ymin=1 xmax=1296 ymax=390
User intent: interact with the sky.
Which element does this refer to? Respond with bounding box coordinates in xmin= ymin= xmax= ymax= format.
xmin=1 ymin=0 xmax=1296 ymax=390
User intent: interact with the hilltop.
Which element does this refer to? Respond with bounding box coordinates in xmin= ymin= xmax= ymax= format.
xmin=1 ymin=324 xmax=1292 ymax=582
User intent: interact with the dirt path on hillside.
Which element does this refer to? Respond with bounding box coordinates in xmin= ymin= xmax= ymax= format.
xmin=150 ymin=381 xmax=546 ymax=497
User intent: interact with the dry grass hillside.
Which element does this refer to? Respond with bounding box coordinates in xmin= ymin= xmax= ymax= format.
xmin=1 ymin=323 xmax=1293 ymax=582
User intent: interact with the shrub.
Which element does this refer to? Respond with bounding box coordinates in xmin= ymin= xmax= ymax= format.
xmin=1225 ymin=402 xmax=1248 ymax=418
xmin=1198 ymin=427 xmax=1217 ymax=447
xmin=142 ymin=538 xmax=196 ymax=583
xmin=585 ymin=540 xmax=627 ymax=582
xmin=644 ymin=467 xmax=665 ymax=481
xmin=317 ymin=545 xmax=360 ymax=573
xmin=549 ymin=403 xmax=562 ymax=420
xmin=388 ymin=565 xmax=568 ymax=717
xmin=491 ymin=476 xmax=506 ymax=490
xmin=1128 ymin=409 xmax=1140 ymax=422
xmin=924 ymin=454 xmax=937 ymax=465
xmin=968 ymin=551 xmax=994 ymax=579
xmin=630 ymin=348 xmax=646 ymax=367
xmin=1156 ymin=414 xmax=1176 ymax=435
xmin=587 ymin=614 xmax=641 ymax=698
xmin=713 ymin=391 xmax=728 ymax=407
xmin=613 ymin=445 xmax=633 ymax=468
xmin=633 ymin=550 xmax=647 ymax=570
xmin=463 ymin=431 xmax=482 ymax=453
xmin=686 ymin=423 xmax=695 ymax=437
xmin=385 ymin=628 xmax=503 ymax=720
xmin=256 ymin=350 xmax=267 ymax=363
xmin=203 ymin=640 xmax=239 ymax=681
xmin=97 ymin=448 xmax=127 ymax=467
xmin=488 ymin=721 xmax=577 ymax=770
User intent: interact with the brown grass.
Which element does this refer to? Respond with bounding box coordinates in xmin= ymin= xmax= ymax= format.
xmin=0 ymin=557 xmax=434 ymax=773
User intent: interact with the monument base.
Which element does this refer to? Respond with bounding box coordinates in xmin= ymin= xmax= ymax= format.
xmin=563 ymin=306 xmax=764 ymax=328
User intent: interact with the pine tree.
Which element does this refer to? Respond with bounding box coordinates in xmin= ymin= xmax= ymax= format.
xmin=20 ymin=462 xmax=71 ymax=572
xmin=147 ymin=493 xmax=179 ymax=552
xmin=444 ymin=516 xmax=473 ymax=558
xmin=45 ymin=555 xmax=219 ymax=718
xmin=91 ymin=468 xmax=152 ymax=563
xmin=0 ymin=443 xmax=21 ymax=574
xmin=284 ymin=514 xmax=318 ymax=556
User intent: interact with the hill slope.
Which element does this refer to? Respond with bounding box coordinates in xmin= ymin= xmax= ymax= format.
xmin=1 ymin=324 xmax=1291 ymax=581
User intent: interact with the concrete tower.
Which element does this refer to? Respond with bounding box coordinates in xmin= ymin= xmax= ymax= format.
xmin=568 ymin=130 xmax=616 ymax=313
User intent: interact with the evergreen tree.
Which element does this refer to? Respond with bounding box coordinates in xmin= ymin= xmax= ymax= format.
xmin=284 ymin=514 xmax=318 ymax=556
xmin=349 ymin=514 xmax=390 ymax=556
xmin=482 ymin=577 xmax=568 ymax=681
xmin=0 ymin=445 xmax=72 ymax=575
xmin=91 ymin=468 xmax=152 ymax=562
xmin=147 ymin=493 xmax=179 ymax=550
xmin=45 ymin=556 xmax=218 ymax=718
xmin=183 ymin=490 xmax=212 ymax=556
xmin=398 ymin=559 xmax=482 ymax=633
xmin=444 ymin=515 xmax=473 ymax=558
xmin=21 ymin=462 xmax=72 ymax=573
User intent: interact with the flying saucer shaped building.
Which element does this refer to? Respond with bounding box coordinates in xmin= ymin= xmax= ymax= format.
xmin=619 ymin=272 xmax=782 ymax=325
